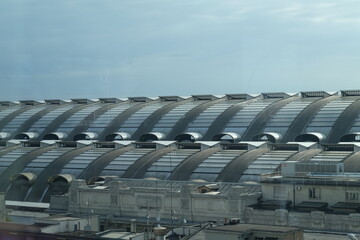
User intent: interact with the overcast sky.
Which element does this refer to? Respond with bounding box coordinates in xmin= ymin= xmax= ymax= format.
xmin=1 ymin=0 xmax=360 ymax=100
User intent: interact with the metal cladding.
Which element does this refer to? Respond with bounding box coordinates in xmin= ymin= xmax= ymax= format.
xmin=1 ymin=90 xmax=360 ymax=202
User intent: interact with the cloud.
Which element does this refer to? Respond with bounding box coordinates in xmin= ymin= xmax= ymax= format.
xmin=1 ymin=0 xmax=360 ymax=101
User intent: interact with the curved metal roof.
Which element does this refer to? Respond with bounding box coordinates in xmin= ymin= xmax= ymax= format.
xmin=0 ymin=91 xmax=359 ymax=202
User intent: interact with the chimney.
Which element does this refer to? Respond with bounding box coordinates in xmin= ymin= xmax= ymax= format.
xmin=130 ymin=219 xmax=136 ymax=233
xmin=153 ymin=225 xmax=167 ymax=240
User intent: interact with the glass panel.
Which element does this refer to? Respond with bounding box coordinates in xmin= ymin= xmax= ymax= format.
xmin=117 ymin=102 xmax=172 ymax=135
xmin=101 ymin=148 xmax=154 ymax=177
xmin=60 ymin=149 xmax=111 ymax=178
xmin=223 ymin=99 xmax=278 ymax=136
xmin=144 ymin=149 xmax=200 ymax=180
xmin=55 ymin=104 xmax=103 ymax=135
xmin=239 ymin=150 xmax=297 ymax=183
xmin=1 ymin=106 xmax=48 ymax=133
xmin=305 ymin=97 xmax=357 ymax=135
xmin=86 ymin=102 xmax=139 ymax=135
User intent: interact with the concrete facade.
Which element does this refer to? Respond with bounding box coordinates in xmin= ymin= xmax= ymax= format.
xmin=244 ymin=207 xmax=360 ymax=233
xmin=205 ymin=223 xmax=304 ymax=240
xmin=0 ymin=193 xmax=5 ymax=222
xmin=50 ymin=179 xmax=261 ymax=224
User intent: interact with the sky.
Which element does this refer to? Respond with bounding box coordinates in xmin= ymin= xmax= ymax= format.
xmin=1 ymin=0 xmax=360 ymax=101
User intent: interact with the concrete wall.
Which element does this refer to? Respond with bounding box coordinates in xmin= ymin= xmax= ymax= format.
xmin=0 ymin=193 xmax=5 ymax=222
xmin=245 ymin=207 xmax=360 ymax=232
xmin=262 ymin=182 xmax=360 ymax=206
xmin=63 ymin=180 xmax=260 ymax=223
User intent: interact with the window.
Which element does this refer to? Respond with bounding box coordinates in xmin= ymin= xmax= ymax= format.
xmin=346 ymin=191 xmax=359 ymax=201
xmin=309 ymin=187 xmax=321 ymax=199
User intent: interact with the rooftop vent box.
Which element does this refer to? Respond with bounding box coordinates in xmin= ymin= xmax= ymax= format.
xmin=20 ymin=100 xmax=42 ymax=106
xmin=295 ymin=161 xmax=344 ymax=174
xmin=301 ymin=91 xmax=331 ymax=98
xmin=0 ymin=101 xmax=18 ymax=106
xmin=128 ymin=97 xmax=152 ymax=102
xmin=262 ymin=92 xmax=290 ymax=99
xmin=71 ymin=99 xmax=96 ymax=104
xmin=98 ymin=98 xmax=124 ymax=104
xmin=192 ymin=95 xmax=218 ymax=101
xmin=281 ymin=161 xmax=299 ymax=176
xmin=45 ymin=99 xmax=68 ymax=105
xmin=341 ymin=90 xmax=360 ymax=96
xmin=159 ymin=96 xmax=184 ymax=102
xmin=226 ymin=94 xmax=254 ymax=100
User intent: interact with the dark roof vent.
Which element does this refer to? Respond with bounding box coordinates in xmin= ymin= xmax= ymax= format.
xmin=71 ymin=98 xmax=96 ymax=104
xmin=105 ymin=132 xmax=132 ymax=141
xmin=192 ymin=95 xmax=218 ymax=101
xmin=15 ymin=132 xmax=39 ymax=140
xmin=175 ymin=132 xmax=202 ymax=142
xmin=48 ymin=174 xmax=75 ymax=184
xmin=133 ymin=142 xmax=156 ymax=149
xmin=340 ymin=133 xmax=360 ymax=142
xmin=93 ymin=142 xmax=116 ymax=148
xmin=43 ymin=132 xmax=68 ymax=140
xmin=10 ymin=173 xmax=37 ymax=184
xmin=220 ymin=142 xmax=249 ymax=150
xmin=21 ymin=141 xmax=41 ymax=147
xmin=176 ymin=142 xmax=201 ymax=149
xmin=270 ymin=143 xmax=299 ymax=151
xmin=212 ymin=132 xmax=241 ymax=143
xmin=20 ymin=100 xmax=42 ymax=106
xmin=73 ymin=132 xmax=98 ymax=141
xmin=322 ymin=144 xmax=354 ymax=152
xmin=128 ymin=97 xmax=152 ymax=102
xmin=44 ymin=99 xmax=68 ymax=105
xmin=295 ymin=132 xmax=326 ymax=143
xmin=226 ymin=94 xmax=254 ymax=100
xmin=98 ymin=98 xmax=124 ymax=103
xmin=56 ymin=141 xmax=77 ymax=148
xmin=0 ymin=101 xmax=18 ymax=106
xmin=159 ymin=96 xmax=184 ymax=102
xmin=252 ymin=132 xmax=282 ymax=143
xmin=341 ymin=90 xmax=360 ymax=97
xmin=261 ymin=92 xmax=290 ymax=99
xmin=139 ymin=132 xmax=166 ymax=142
xmin=301 ymin=91 xmax=331 ymax=98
